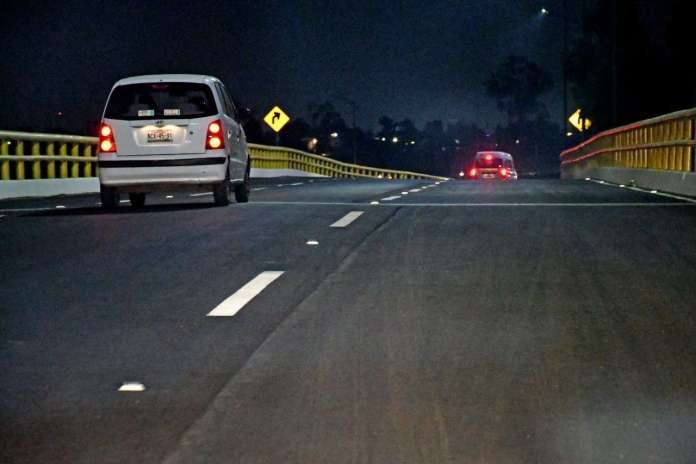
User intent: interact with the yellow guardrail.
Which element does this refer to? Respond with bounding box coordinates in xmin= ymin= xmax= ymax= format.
xmin=560 ymin=108 xmax=696 ymax=173
xmin=0 ymin=130 xmax=446 ymax=181
xmin=248 ymin=144 xmax=447 ymax=180
xmin=0 ymin=130 xmax=98 ymax=181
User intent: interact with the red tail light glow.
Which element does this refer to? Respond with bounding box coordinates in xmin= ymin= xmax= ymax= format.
xmin=206 ymin=120 xmax=225 ymax=150
xmin=469 ymin=168 xmax=478 ymax=178
xmin=99 ymin=123 xmax=116 ymax=153
xmin=485 ymin=154 xmax=493 ymax=161
xmin=499 ymin=167 xmax=509 ymax=178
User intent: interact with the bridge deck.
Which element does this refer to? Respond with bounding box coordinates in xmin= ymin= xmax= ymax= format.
xmin=2 ymin=179 xmax=696 ymax=463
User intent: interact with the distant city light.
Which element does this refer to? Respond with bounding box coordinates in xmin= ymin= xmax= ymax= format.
xmin=330 ymin=132 xmax=339 ymax=138
xmin=515 ymin=139 xmax=520 ymax=144
xmin=392 ymin=136 xmax=399 ymax=143
xmin=307 ymin=137 xmax=318 ymax=151
xmin=454 ymin=139 xmax=460 ymax=144
xmin=381 ymin=137 xmax=386 ymax=142
xmin=409 ymin=140 xmax=416 ymax=145
xmin=541 ymin=7 xmax=549 ymax=15
xmin=566 ymin=131 xmax=573 ymax=137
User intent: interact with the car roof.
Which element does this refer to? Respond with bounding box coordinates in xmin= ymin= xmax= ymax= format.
xmin=113 ymin=74 xmax=221 ymax=87
xmin=476 ymin=151 xmax=513 ymax=159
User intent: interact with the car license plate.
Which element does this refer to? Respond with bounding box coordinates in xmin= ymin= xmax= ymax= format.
xmin=482 ymin=174 xmax=495 ymax=179
xmin=147 ymin=129 xmax=174 ymax=143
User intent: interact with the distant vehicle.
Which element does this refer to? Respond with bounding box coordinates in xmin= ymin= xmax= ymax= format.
xmin=460 ymin=151 xmax=518 ymax=180
xmin=97 ymin=74 xmax=250 ymax=208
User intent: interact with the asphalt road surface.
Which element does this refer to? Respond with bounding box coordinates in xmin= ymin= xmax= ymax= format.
xmin=2 ymin=178 xmax=696 ymax=463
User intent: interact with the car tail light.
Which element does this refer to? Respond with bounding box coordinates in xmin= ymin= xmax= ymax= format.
xmin=469 ymin=168 xmax=478 ymax=178
xmin=499 ymin=167 xmax=509 ymax=178
xmin=206 ymin=120 xmax=225 ymax=150
xmin=99 ymin=123 xmax=116 ymax=153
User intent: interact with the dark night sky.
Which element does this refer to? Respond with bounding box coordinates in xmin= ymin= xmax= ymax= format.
xmin=1 ymin=0 xmax=582 ymax=134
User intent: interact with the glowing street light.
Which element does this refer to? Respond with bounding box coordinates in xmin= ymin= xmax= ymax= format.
xmin=330 ymin=132 xmax=339 ymax=138
xmin=541 ymin=7 xmax=549 ymax=15
xmin=392 ymin=136 xmax=399 ymax=143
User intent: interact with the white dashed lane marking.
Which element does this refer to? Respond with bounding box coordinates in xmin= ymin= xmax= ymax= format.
xmin=586 ymin=178 xmax=696 ymax=204
xmin=330 ymin=211 xmax=364 ymax=228
xmin=118 ymin=382 xmax=146 ymax=392
xmin=381 ymin=196 xmax=401 ymax=201
xmin=207 ymin=271 xmax=285 ymax=317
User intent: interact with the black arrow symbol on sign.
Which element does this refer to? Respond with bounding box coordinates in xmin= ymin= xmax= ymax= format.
xmin=272 ymin=112 xmax=280 ymax=124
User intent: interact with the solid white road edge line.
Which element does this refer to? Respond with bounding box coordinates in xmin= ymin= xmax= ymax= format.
xmin=330 ymin=211 xmax=364 ymax=228
xmin=207 ymin=271 xmax=285 ymax=317
xmin=385 ymin=202 xmax=695 ymax=207
xmin=190 ymin=192 xmax=213 ymax=197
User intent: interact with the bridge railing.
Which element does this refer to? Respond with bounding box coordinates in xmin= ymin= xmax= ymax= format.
xmin=249 ymin=144 xmax=447 ymax=180
xmin=0 ymin=130 xmax=447 ymax=182
xmin=560 ymin=108 xmax=696 ymax=176
xmin=0 ymin=131 xmax=98 ymax=181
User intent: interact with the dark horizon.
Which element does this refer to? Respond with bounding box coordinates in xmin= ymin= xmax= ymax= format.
xmin=0 ymin=0 xmax=579 ymax=135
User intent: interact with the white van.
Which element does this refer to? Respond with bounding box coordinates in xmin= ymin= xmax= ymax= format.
xmin=466 ymin=151 xmax=518 ymax=180
xmin=97 ymin=74 xmax=250 ymax=207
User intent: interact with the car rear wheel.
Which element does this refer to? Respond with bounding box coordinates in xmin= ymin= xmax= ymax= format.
xmin=234 ymin=165 xmax=250 ymax=203
xmin=129 ymin=193 xmax=146 ymax=207
xmin=100 ymin=185 xmax=119 ymax=209
xmin=213 ymin=175 xmax=231 ymax=207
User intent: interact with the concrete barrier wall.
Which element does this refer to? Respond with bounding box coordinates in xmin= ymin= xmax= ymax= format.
xmin=563 ymin=164 xmax=696 ymax=196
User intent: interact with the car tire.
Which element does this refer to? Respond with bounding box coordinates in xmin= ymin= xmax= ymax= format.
xmin=213 ymin=174 xmax=231 ymax=207
xmin=100 ymin=185 xmax=119 ymax=209
xmin=234 ymin=164 xmax=250 ymax=203
xmin=129 ymin=193 xmax=146 ymax=207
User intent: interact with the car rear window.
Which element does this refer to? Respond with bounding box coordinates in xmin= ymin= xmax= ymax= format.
xmin=104 ymin=83 xmax=218 ymax=120
xmin=476 ymin=156 xmax=511 ymax=168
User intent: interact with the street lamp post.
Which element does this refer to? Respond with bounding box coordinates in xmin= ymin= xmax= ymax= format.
xmin=563 ymin=0 xmax=569 ymax=141
xmin=336 ymin=96 xmax=358 ymax=165
xmin=541 ymin=4 xmax=569 ymax=143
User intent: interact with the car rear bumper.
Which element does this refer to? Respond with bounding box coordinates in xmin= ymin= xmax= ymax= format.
xmin=98 ymin=155 xmax=227 ymax=187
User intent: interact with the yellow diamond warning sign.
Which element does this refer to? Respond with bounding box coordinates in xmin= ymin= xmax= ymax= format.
xmin=264 ymin=106 xmax=291 ymax=133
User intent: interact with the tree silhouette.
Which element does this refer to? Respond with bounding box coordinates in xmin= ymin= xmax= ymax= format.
xmin=485 ymin=55 xmax=553 ymax=126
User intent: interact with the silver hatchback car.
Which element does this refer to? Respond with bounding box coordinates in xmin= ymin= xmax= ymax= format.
xmin=97 ymin=74 xmax=250 ymax=207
